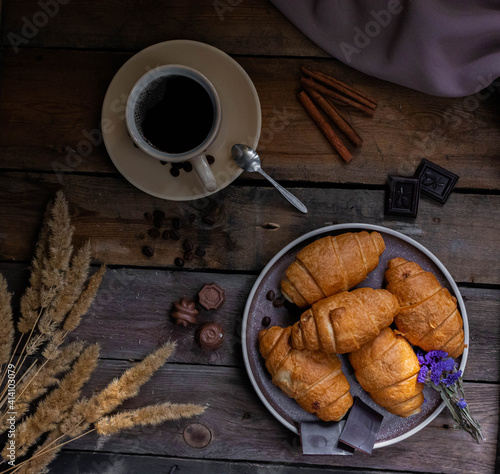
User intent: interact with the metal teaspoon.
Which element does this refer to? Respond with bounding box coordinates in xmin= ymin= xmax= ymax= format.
xmin=231 ymin=144 xmax=308 ymax=214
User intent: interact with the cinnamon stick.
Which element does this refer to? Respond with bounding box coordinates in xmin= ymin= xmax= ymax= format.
xmin=300 ymin=77 xmax=375 ymax=117
xmin=301 ymin=65 xmax=377 ymax=110
xmin=305 ymin=87 xmax=363 ymax=147
xmin=297 ymin=90 xmax=352 ymax=163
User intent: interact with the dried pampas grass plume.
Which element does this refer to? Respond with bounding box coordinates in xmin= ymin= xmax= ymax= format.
xmin=0 ymin=193 xmax=206 ymax=474
xmin=84 ymin=341 xmax=177 ymax=424
xmin=4 ymin=343 xmax=100 ymax=459
xmin=96 ymin=402 xmax=206 ymax=436
xmin=0 ymin=275 xmax=14 ymax=366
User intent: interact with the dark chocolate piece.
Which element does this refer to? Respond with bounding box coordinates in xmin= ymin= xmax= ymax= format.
xmin=198 ymin=283 xmax=226 ymax=310
xmin=171 ymin=298 xmax=199 ymax=327
xmin=196 ymin=322 xmax=224 ymax=350
xmin=339 ymin=397 xmax=383 ymax=455
xmin=415 ymin=159 xmax=458 ymax=203
xmin=300 ymin=420 xmax=353 ymax=456
xmin=385 ymin=175 xmax=420 ymax=218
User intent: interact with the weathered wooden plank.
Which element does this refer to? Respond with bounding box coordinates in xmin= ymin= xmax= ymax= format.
xmin=50 ymin=451 xmax=410 ymax=474
xmin=0 ymin=49 xmax=499 ymax=189
xmin=1 ymin=264 xmax=498 ymax=383
xmin=0 ymin=172 xmax=499 ymax=284
xmin=46 ymin=361 xmax=499 ymax=473
xmin=1 ymin=0 xmax=322 ymax=57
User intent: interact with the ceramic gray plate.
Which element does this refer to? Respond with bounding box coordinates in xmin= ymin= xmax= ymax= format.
xmin=241 ymin=224 xmax=469 ymax=449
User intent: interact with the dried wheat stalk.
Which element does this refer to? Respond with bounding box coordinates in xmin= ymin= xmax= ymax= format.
xmin=0 ymin=193 xmax=204 ymax=474
xmin=0 ymin=275 xmax=14 ymax=366
xmin=96 ymin=402 xmax=206 ymax=436
xmin=4 ymin=344 xmax=99 ymax=459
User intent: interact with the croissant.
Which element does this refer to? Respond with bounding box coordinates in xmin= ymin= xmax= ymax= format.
xmin=281 ymin=231 xmax=385 ymax=308
xmin=259 ymin=326 xmax=353 ymax=422
xmin=385 ymin=257 xmax=465 ymax=358
xmin=291 ymin=287 xmax=399 ymax=354
xmin=349 ymin=327 xmax=425 ymax=417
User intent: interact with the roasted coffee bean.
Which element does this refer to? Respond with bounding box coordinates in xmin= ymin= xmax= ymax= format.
xmin=184 ymin=250 xmax=194 ymax=261
xmin=272 ymin=296 xmax=285 ymax=308
xmin=195 ymin=247 xmax=206 ymax=257
xmin=183 ymin=161 xmax=193 ymax=172
xmin=202 ymin=215 xmax=215 ymax=225
xmin=261 ymin=316 xmax=271 ymax=327
xmin=206 ymin=155 xmax=215 ymax=165
xmin=153 ymin=210 xmax=165 ymax=220
xmin=174 ymin=257 xmax=184 ymax=267
xmin=183 ymin=239 xmax=194 ymax=252
xmin=162 ymin=230 xmax=169 ymax=240
xmin=188 ymin=213 xmax=196 ymax=223
xmin=153 ymin=217 xmax=163 ymax=229
xmin=160 ymin=161 xmax=167 ymax=166
xmin=172 ymin=162 xmax=184 ymax=170
xmin=142 ymin=246 xmax=154 ymax=257
xmin=173 ymin=217 xmax=182 ymax=230
xmin=170 ymin=167 xmax=180 ymax=177
xmin=170 ymin=229 xmax=180 ymax=240
xmin=144 ymin=211 xmax=153 ymax=223
xmin=148 ymin=228 xmax=160 ymax=239
xmin=266 ymin=290 xmax=276 ymax=301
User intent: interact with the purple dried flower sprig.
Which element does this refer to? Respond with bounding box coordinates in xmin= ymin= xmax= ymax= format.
xmin=417 ymin=350 xmax=483 ymax=443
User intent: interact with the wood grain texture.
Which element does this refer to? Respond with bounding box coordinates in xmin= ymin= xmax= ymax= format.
xmin=51 ymin=452 xmax=386 ymax=474
xmin=1 ymin=0 xmax=323 ymax=56
xmin=0 ymin=172 xmax=499 ymax=284
xmin=51 ymin=361 xmax=499 ymax=473
xmin=1 ymin=264 xmax=498 ymax=384
xmin=0 ymin=49 xmax=499 ymax=188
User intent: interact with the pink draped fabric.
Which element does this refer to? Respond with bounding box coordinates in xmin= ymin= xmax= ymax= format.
xmin=270 ymin=0 xmax=500 ymax=97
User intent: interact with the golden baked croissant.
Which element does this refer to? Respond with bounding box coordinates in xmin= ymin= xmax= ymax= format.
xmin=291 ymin=287 xmax=399 ymax=354
xmin=385 ymin=257 xmax=464 ymax=358
xmin=281 ymin=231 xmax=385 ymax=308
xmin=349 ymin=327 xmax=425 ymax=417
xmin=259 ymin=326 xmax=353 ymax=422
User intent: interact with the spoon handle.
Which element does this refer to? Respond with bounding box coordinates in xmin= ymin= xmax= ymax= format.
xmin=258 ymin=169 xmax=308 ymax=214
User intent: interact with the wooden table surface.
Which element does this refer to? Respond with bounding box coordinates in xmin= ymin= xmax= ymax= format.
xmin=1 ymin=1 xmax=499 ymax=473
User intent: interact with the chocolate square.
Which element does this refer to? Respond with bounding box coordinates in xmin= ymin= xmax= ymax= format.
xmin=415 ymin=159 xmax=459 ymax=203
xmin=339 ymin=397 xmax=383 ymax=455
xmin=300 ymin=420 xmax=354 ymax=455
xmin=385 ymin=176 xmax=420 ymax=218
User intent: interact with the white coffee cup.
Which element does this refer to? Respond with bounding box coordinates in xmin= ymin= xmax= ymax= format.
xmin=125 ymin=65 xmax=221 ymax=192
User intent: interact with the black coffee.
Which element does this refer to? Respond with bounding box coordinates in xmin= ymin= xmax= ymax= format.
xmin=135 ymin=75 xmax=215 ymax=154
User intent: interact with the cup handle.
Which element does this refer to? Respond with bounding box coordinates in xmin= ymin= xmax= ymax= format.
xmin=191 ymin=154 xmax=217 ymax=192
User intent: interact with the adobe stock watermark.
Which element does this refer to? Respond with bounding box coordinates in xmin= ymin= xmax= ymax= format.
xmin=339 ymin=0 xmax=403 ymax=64
xmin=408 ymin=74 xmax=500 ymax=167
xmin=213 ymin=0 xmax=244 ymax=21
xmin=7 ymin=0 xmax=70 ymax=53
xmin=51 ymin=63 xmax=164 ymax=184
xmin=6 ymin=364 xmax=17 ymax=468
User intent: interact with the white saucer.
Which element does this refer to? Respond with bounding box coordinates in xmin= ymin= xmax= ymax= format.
xmin=101 ymin=40 xmax=261 ymax=200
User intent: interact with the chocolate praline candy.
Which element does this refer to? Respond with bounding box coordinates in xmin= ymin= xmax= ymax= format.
xmin=385 ymin=175 xmax=420 ymax=218
xmin=198 ymin=283 xmax=226 ymax=310
xmin=196 ymin=322 xmax=224 ymax=350
xmin=171 ymin=298 xmax=199 ymax=327
xmin=415 ymin=158 xmax=459 ymax=204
